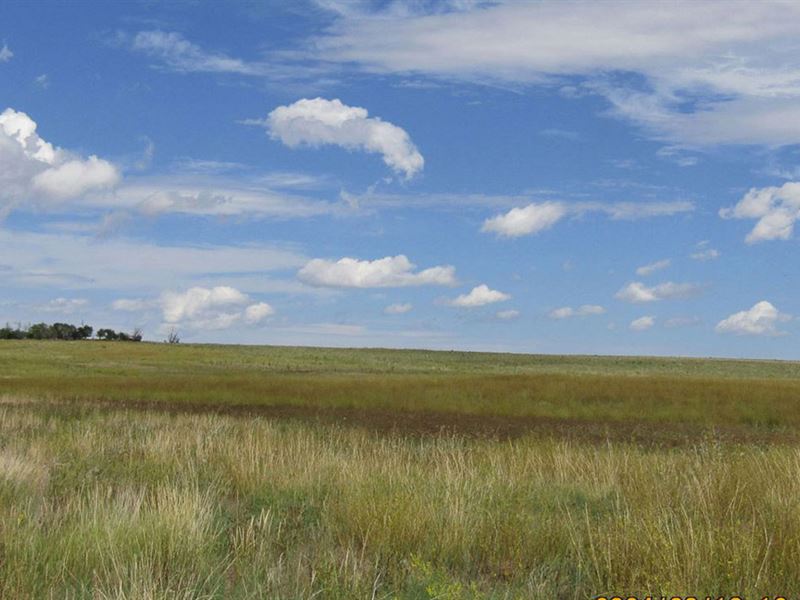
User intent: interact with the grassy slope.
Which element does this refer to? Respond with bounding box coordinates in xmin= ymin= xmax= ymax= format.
xmin=3 ymin=342 xmax=800 ymax=597
xmin=2 ymin=341 xmax=800 ymax=432
xmin=4 ymin=339 xmax=800 ymax=378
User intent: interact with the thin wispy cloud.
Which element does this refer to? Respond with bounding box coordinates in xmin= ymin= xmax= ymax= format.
xmin=311 ymin=2 xmax=800 ymax=147
xmin=636 ymin=259 xmax=671 ymax=277
xmin=482 ymin=201 xmax=693 ymax=238
xmin=616 ymin=281 xmax=704 ymax=304
xmin=0 ymin=43 xmax=12 ymax=63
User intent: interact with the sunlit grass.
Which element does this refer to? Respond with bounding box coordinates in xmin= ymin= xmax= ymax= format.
xmin=2 ymin=341 xmax=800 ymax=597
xmin=2 ymin=341 xmax=800 ymax=432
xmin=1 ymin=405 xmax=799 ymax=598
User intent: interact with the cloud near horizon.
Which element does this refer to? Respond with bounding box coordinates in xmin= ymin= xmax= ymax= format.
xmin=715 ymin=301 xmax=790 ymax=336
xmin=482 ymin=200 xmax=693 ymax=238
xmin=114 ymin=286 xmax=275 ymax=332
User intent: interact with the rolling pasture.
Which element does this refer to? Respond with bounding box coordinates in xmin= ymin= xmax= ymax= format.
xmin=2 ymin=341 xmax=800 ymax=598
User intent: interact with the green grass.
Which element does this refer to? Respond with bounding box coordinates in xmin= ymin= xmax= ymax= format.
xmin=4 ymin=339 xmax=800 ymax=378
xmin=3 ymin=405 xmax=800 ymax=598
xmin=2 ymin=340 xmax=800 ymax=432
xmin=2 ymin=341 xmax=800 ymax=598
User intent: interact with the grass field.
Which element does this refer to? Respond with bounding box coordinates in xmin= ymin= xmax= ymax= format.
xmin=2 ymin=341 xmax=800 ymax=598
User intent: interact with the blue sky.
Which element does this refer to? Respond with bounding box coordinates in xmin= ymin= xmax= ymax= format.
xmin=1 ymin=0 xmax=799 ymax=358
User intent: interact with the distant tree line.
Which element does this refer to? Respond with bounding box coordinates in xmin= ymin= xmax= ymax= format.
xmin=0 ymin=322 xmax=143 ymax=342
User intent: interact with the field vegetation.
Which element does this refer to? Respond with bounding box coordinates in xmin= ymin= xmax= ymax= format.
xmin=1 ymin=341 xmax=800 ymax=598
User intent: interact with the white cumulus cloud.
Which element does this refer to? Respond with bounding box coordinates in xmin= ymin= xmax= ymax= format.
xmin=263 ymin=98 xmax=424 ymax=179
xmin=0 ymin=108 xmax=120 ymax=215
xmin=161 ymin=286 xmax=248 ymax=323
xmin=481 ymin=202 xmax=566 ymax=238
xmin=298 ymin=255 xmax=455 ymax=288
xmin=446 ymin=284 xmax=510 ymax=308
xmin=113 ymin=286 xmax=276 ymax=332
xmin=244 ymin=302 xmax=275 ymax=323
xmin=32 ymin=156 xmax=120 ymax=200
xmin=720 ymin=183 xmax=800 ymax=243
xmin=715 ymin=301 xmax=791 ymax=336
xmin=615 ymin=281 xmax=702 ymax=303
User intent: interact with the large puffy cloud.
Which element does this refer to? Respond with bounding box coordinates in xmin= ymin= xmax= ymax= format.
xmin=615 ymin=281 xmax=703 ymax=303
xmin=116 ymin=286 xmax=276 ymax=331
xmin=481 ymin=202 xmax=566 ymax=238
xmin=263 ymin=98 xmax=424 ymax=179
xmin=716 ymin=301 xmax=791 ymax=336
xmin=314 ymin=2 xmax=800 ymax=147
xmin=0 ymin=108 xmax=120 ymax=215
xmin=298 ymin=255 xmax=455 ymax=288
xmin=32 ymin=156 xmax=120 ymax=200
xmin=445 ymin=284 xmax=510 ymax=308
xmin=720 ymin=183 xmax=800 ymax=243
xmin=161 ymin=286 xmax=248 ymax=323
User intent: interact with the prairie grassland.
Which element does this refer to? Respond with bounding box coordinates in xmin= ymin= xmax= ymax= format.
xmin=2 ymin=341 xmax=800 ymax=598
xmin=2 ymin=341 xmax=800 ymax=433
xmin=2 ymin=404 xmax=800 ymax=598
